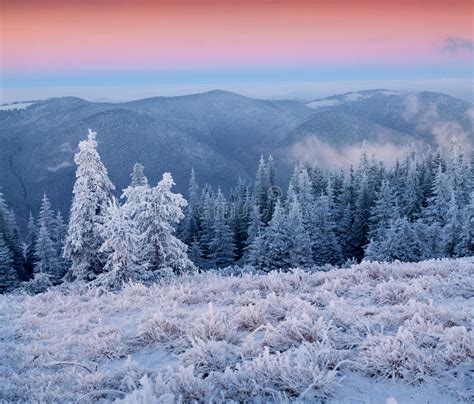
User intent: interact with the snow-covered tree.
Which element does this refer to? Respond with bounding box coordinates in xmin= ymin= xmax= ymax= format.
xmin=180 ymin=168 xmax=201 ymax=246
xmin=97 ymin=198 xmax=146 ymax=288
xmin=23 ymin=212 xmax=37 ymax=281
xmin=208 ymin=189 xmax=235 ymax=268
xmin=135 ymin=173 xmax=193 ymax=273
xmin=249 ymin=200 xmax=292 ymax=271
xmin=64 ymin=129 xmax=115 ymax=281
xmin=0 ymin=234 xmax=17 ymax=293
xmin=130 ymin=162 xmax=148 ymax=188
xmin=286 ymin=196 xmax=313 ymax=268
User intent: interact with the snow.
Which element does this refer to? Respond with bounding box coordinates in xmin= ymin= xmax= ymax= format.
xmin=0 ymin=102 xmax=35 ymax=111
xmin=306 ymin=99 xmax=340 ymax=108
xmin=1 ymin=257 xmax=473 ymax=402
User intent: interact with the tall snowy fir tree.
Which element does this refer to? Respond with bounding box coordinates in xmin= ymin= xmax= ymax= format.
xmin=64 ymin=129 xmax=115 ymax=281
xmin=98 ymin=198 xmax=145 ymax=287
xmin=208 ymin=189 xmax=235 ymax=268
xmin=23 ymin=212 xmax=37 ymax=281
xmin=134 ymin=173 xmax=193 ymax=273
xmin=180 ymin=168 xmax=201 ymax=246
xmin=33 ymin=193 xmax=61 ymax=280
xmin=0 ymin=234 xmax=17 ymax=293
xmin=0 ymin=190 xmax=24 ymax=281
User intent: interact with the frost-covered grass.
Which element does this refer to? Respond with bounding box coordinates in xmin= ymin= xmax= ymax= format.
xmin=0 ymin=258 xmax=473 ymax=402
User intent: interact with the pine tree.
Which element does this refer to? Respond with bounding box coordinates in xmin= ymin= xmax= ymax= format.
xmin=23 ymin=212 xmax=37 ymax=281
xmin=365 ymin=215 xmax=426 ymax=262
xmin=243 ymin=202 xmax=264 ymax=263
xmin=368 ymin=180 xmax=397 ymax=241
xmin=286 ymin=196 xmax=313 ymax=268
xmin=443 ymin=190 xmax=463 ymax=257
xmin=64 ymin=129 xmax=115 ymax=281
xmin=98 ymin=198 xmax=145 ymax=287
xmin=130 ymin=162 xmax=148 ymax=188
xmin=309 ymin=194 xmax=342 ymax=265
xmin=249 ymin=200 xmax=292 ymax=271
xmin=0 ymin=191 xmax=24 ymax=280
xmin=0 ymin=233 xmax=17 ymax=293
xmin=180 ymin=168 xmax=201 ymax=246
xmin=34 ymin=220 xmax=58 ymax=279
xmin=54 ymin=211 xmax=69 ymax=278
xmin=198 ymin=185 xmax=215 ymax=267
xmin=254 ymin=156 xmax=270 ymax=223
xmin=208 ymin=189 xmax=235 ymax=268
xmin=134 ymin=173 xmax=193 ymax=273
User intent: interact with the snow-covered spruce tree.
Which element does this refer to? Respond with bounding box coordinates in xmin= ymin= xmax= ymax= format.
xmin=64 ymin=129 xmax=115 ymax=281
xmin=97 ymin=198 xmax=146 ymax=288
xmin=309 ymin=193 xmax=342 ymax=266
xmin=0 ymin=234 xmax=17 ymax=293
xmin=287 ymin=196 xmax=313 ymax=268
xmin=34 ymin=193 xmax=61 ymax=281
xmin=198 ymin=185 xmax=215 ymax=268
xmin=22 ymin=212 xmax=37 ymax=281
xmin=264 ymin=155 xmax=278 ymax=224
xmin=34 ymin=219 xmax=58 ymax=279
xmin=365 ymin=215 xmax=426 ymax=262
xmin=134 ymin=173 xmax=193 ymax=274
xmin=130 ymin=162 xmax=148 ymax=188
xmin=249 ymin=200 xmax=292 ymax=271
xmin=53 ymin=211 xmax=70 ymax=278
xmin=231 ymin=177 xmax=250 ymax=261
xmin=180 ymin=168 xmax=201 ymax=246
xmin=242 ymin=202 xmax=263 ymax=264
xmin=368 ymin=180 xmax=397 ymax=241
xmin=254 ymin=155 xmax=271 ymax=223
xmin=0 ymin=191 xmax=24 ymax=280
xmin=442 ymin=190 xmax=464 ymax=257
xmin=208 ymin=188 xmax=235 ymax=268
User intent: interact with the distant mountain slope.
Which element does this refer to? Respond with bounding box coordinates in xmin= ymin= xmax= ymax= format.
xmin=0 ymin=89 xmax=472 ymax=226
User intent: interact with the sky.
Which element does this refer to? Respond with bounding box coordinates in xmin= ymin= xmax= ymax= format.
xmin=1 ymin=0 xmax=473 ymax=103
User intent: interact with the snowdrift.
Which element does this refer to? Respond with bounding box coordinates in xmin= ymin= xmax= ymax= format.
xmin=1 ymin=258 xmax=473 ymax=402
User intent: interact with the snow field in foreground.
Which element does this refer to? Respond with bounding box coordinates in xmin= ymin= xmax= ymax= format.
xmin=0 ymin=258 xmax=473 ymax=402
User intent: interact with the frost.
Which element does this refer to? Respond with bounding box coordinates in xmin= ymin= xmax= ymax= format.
xmin=0 ymin=257 xmax=473 ymax=401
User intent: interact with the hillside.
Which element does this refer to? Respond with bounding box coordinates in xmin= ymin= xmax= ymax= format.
xmin=0 ymin=89 xmax=472 ymax=225
xmin=1 ymin=258 xmax=472 ymax=402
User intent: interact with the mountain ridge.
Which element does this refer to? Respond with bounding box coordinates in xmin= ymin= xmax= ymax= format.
xmin=0 ymin=89 xmax=472 ymax=227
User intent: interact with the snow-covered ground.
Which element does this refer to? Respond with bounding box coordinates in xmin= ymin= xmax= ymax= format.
xmin=0 ymin=102 xmax=36 ymax=111
xmin=1 ymin=258 xmax=473 ymax=402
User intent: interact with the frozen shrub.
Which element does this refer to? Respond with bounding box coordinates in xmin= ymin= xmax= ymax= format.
xmin=154 ymin=366 xmax=213 ymax=402
xmin=217 ymin=343 xmax=341 ymax=400
xmin=136 ymin=312 xmax=185 ymax=351
xmin=116 ymin=375 xmax=159 ymax=404
xmin=180 ymin=339 xmax=241 ymax=375
xmin=235 ymin=302 xmax=268 ymax=331
xmin=187 ymin=303 xmax=238 ymax=344
xmin=374 ymin=279 xmax=424 ymax=305
xmin=360 ymin=327 xmax=437 ymax=383
xmin=21 ymin=273 xmax=53 ymax=294
xmin=262 ymin=313 xmax=337 ymax=352
xmin=439 ymin=326 xmax=474 ymax=366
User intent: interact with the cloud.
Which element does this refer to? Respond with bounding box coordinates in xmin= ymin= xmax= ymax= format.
xmin=442 ymin=37 xmax=474 ymax=55
xmin=286 ymin=137 xmax=413 ymax=169
xmin=402 ymin=93 xmax=473 ymax=150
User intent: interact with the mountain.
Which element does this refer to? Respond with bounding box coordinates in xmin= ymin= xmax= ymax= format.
xmin=0 ymin=89 xmax=472 ymax=227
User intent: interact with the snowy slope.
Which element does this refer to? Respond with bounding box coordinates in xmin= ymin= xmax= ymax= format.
xmin=1 ymin=258 xmax=472 ymax=402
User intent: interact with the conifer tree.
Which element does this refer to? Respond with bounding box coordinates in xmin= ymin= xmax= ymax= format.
xmin=134 ymin=173 xmax=193 ymax=273
xmin=98 ymin=198 xmax=145 ymax=287
xmin=0 ymin=234 xmax=17 ymax=293
xmin=64 ymin=129 xmax=115 ymax=281
xmin=23 ymin=212 xmax=37 ymax=281
xmin=208 ymin=189 xmax=235 ymax=268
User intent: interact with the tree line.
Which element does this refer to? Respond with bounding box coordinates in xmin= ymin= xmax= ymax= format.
xmin=0 ymin=130 xmax=472 ymax=292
